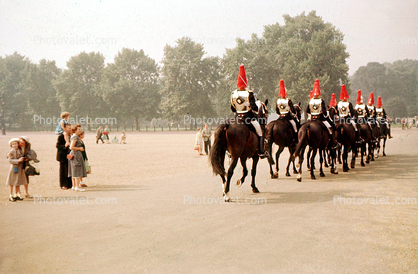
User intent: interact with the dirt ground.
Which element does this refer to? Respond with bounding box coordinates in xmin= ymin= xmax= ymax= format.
xmin=0 ymin=128 xmax=417 ymax=273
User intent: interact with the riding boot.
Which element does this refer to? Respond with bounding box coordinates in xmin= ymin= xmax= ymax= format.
xmin=258 ymin=136 xmax=268 ymax=159
xmin=389 ymin=125 xmax=393 ymax=139
xmin=330 ymin=132 xmax=340 ymax=150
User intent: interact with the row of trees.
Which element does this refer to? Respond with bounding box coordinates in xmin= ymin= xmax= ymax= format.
xmin=350 ymin=60 xmax=418 ymax=118
xmin=5 ymin=11 xmax=413 ymax=132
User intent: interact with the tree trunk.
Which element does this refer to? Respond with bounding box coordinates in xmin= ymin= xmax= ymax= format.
xmin=134 ymin=117 xmax=139 ymax=131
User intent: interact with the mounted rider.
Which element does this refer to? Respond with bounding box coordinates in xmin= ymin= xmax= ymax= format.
xmin=305 ymin=79 xmax=339 ymax=149
xmin=337 ymin=85 xmax=364 ymax=144
xmin=366 ymin=92 xmax=380 ymax=141
xmin=230 ymin=64 xmax=268 ymax=158
xmin=354 ymin=90 xmax=372 ymax=131
xmin=276 ymin=79 xmax=300 ymax=146
xmin=376 ymin=96 xmax=393 ymax=139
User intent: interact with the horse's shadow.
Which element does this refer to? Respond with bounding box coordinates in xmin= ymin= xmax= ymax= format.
xmin=87 ymin=184 xmax=150 ymax=192
xmin=234 ymin=189 xmax=354 ymax=204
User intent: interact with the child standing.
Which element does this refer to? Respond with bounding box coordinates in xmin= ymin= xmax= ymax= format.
xmin=55 ymin=112 xmax=70 ymax=146
xmin=6 ymin=138 xmax=28 ymax=202
xmin=120 ymin=130 xmax=127 ymax=144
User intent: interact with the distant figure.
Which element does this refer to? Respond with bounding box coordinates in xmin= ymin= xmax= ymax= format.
xmin=112 ymin=135 xmax=119 ymax=143
xmin=195 ymin=128 xmax=203 ymax=156
xmin=57 ymin=123 xmax=73 ymax=189
xmin=202 ymin=124 xmax=212 ymax=155
xmin=96 ymin=126 xmax=104 ymax=144
xmin=120 ymin=130 xmax=127 ymax=144
xmin=103 ymin=125 xmax=110 ymax=144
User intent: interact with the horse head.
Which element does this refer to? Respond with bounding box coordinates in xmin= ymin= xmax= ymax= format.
xmin=328 ymin=106 xmax=339 ymax=122
xmin=294 ymin=102 xmax=302 ymax=121
xmin=256 ymin=99 xmax=269 ymax=126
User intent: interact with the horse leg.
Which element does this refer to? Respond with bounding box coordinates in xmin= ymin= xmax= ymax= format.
xmin=330 ymin=148 xmax=338 ymax=174
xmin=288 ymin=147 xmax=298 ymax=174
xmin=274 ymin=146 xmax=283 ymax=178
xmin=361 ymin=144 xmax=366 ymax=166
xmin=383 ymin=137 xmax=387 ymax=156
xmin=307 ymin=147 xmax=312 ymax=171
xmin=338 ymin=147 xmax=342 ymax=164
xmin=296 ymin=149 xmax=304 ymax=182
xmin=319 ymin=148 xmax=325 ymax=177
xmin=251 ymin=156 xmax=260 ymax=193
xmin=323 ymin=149 xmax=329 ymax=168
xmin=224 ymin=156 xmax=238 ymax=202
xmin=310 ymin=148 xmax=318 ymax=179
xmin=237 ymin=157 xmax=248 ymax=187
xmin=343 ymin=145 xmax=349 ymax=172
xmin=351 ymin=145 xmax=356 ymax=169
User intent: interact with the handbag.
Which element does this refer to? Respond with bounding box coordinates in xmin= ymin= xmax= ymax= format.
xmin=67 ymin=154 xmax=74 ymax=160
xmin=85 ymin=160 xmax=91 ymax=174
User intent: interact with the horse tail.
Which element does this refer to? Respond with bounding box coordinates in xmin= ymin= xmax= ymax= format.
xmin=209 ymin=123 xmax=229 ymax=177
xmin=292 ymin=123 xmax=309 ymax=161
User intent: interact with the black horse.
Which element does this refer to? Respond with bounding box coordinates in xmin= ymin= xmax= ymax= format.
xmin=328 ymin=106 xmax=357 ymax=172
xmin=291 ymin=119 xmax=338 ymax=182
xmin=265 ymin=103 xmax=302 ymax=179
xmin=357 ymin=117 xmax=374 ymax=166
xmin=376 ymin=119 xmax=390 ymax=157
xmin=209 ymin=100 xmax=269 ymax=202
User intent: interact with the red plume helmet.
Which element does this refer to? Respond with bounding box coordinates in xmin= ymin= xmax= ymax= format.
xmin=310 ymin=90 xmax=313 ymax=99
xmin=340 ymin=85 xmax=349 ymax=101
xmin=279 ymin=79 xmax=286 ymax=98
xmin=356 ymin=90 xmax=362 ymax=104
xmin=312 ymin=79 xmax=321 ymax=98
xmin=367 ymin=92 xmax=375 ymax=106
xmin=377 ymin=96 xmax=383 ymax=108
xmin=236 ymin=64 xmax=248 ymax=90
xmin=329 ymin=93 xmax=337 ymax=107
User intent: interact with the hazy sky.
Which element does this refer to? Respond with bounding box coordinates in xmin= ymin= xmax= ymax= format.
xmin=1 ymin=0 xmax=417 ymax=75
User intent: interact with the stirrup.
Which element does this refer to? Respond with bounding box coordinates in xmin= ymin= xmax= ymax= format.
xmin=259 ymin=151 xmax=269 ymax=159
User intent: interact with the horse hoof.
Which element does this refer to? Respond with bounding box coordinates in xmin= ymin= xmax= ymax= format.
xmin=343 ymin=168 xmax=348 ymax=172
xmin=383 ymin=153 xmax=386 ymax=156
xmin=285 ymin=172 xmax=290 ymax=177
xmin=236 ymin=179 xmax=242 ymax=187
xmin=320 ymin=172 xmax=325 ymax=177
xmin=252 ymin=188 xmax=260 ymax=193
xmin=296 ymin=174 xmax=302 ymax=182
xmin=361 ymin=163 xmax=365 ymax=167
xmin=324 ymin=164 xmax=329 ymax=168
xmin=224 ymin=195 xmax=230 ymax=202
xmin=311 ymin=175 xmax=316 ymax=180
xmin=307 ymin=167 xmax=311 ymax=171
xmin=293 ymin=170 xmax=298 ymax=174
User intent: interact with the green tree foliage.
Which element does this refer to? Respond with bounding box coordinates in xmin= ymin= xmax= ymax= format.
xmin=101 ymin=48 xmax=160 ymax=130
xmin=351 ymin=60 xmax=418 ymax=117
xmin=160 ymin=37 xmax=220 ymax=121
xmin=221 ymin=35 xmax=277 ymax=115
xmin=20 ymin=59 xmax=61 ymax=129
xmin=54 ymin=52 xmax=106 ymax=129
xmin=0 ymin=52 xmax=32 ymax=130
xmin=263 ymin=11 xmax=350 ymax=106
